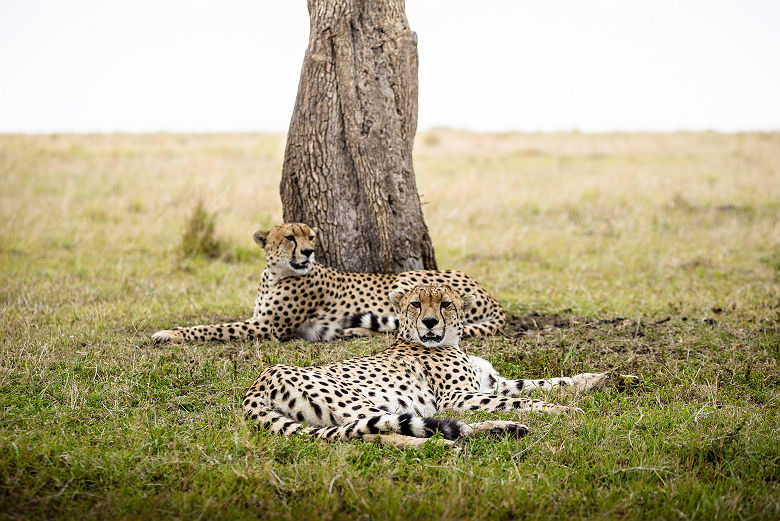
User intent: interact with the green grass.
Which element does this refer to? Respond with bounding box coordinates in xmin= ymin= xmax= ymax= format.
xmin=1 ymin=131 xmax=778 ymax=520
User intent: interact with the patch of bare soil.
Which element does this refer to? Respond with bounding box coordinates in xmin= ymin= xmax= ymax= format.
xmin=505 ymin=311 xmax=678 ymax=339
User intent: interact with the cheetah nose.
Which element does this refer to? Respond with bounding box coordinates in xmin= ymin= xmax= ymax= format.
xmin=422 ymin=317 xmax=438 ymax=328
xmin=301 ymin=248 xmax=314 ymax=257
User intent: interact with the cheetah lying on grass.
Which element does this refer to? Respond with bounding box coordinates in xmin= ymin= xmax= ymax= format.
xmin=153 ymin=223 xmax=506 ymax=344
xmin=242 ymin=283 xmax=637 ymax=448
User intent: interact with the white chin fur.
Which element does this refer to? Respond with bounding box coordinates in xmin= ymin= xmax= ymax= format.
xmin=418 ymin=330 xmax=446 ymax=346
xmin=441 ymin=330 xmax=461 ymax=347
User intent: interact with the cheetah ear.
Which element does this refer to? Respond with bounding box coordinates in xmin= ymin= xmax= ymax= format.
xmin=252 ymin=229 xmax=269 ymax=248
xmin=461 ymin=294 xmax=477 ymax=313
xmin=388 ymin=289 xmax=406 ymax=313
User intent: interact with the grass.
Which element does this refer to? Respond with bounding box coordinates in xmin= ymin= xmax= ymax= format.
xmin=1 ymin=130 xmax=778 ymax=520
xmin=179 ymin=200 xmax=225 ymax=259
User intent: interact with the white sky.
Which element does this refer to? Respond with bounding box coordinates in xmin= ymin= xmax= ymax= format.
xmin=1 ymin=0 xmax=779 ymax=133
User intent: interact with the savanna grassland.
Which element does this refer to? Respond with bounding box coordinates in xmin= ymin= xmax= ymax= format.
xmin=1 ymin=131 xmax=778 ymax=520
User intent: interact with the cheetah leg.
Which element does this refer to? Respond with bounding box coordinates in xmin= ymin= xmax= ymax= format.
xmin=341 ymin=327 xmax=382 ymax=338
xmin=152 ymin=315 xmax=276 ymax=343
xmin=470 ymin=356 xmax=639 ymax=395
xmin=495 ymin=372 xmax=640 ymax=396
xmin=437 ymin=391 xmax=581 ymax=415
xmin=362 ymin=433 xmax=459 ymax=450
xmin=467 ymin=420 xmax=529 ymax=438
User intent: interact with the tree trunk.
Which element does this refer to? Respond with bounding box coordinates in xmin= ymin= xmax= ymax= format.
xmin=279 ymin=0 xmax=437 ymax=274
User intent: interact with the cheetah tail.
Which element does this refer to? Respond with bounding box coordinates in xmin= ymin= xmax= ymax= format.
xmin=340 ymin=312 xmax=398 ymax=333
xmin=248 ymin=408 xmax=468 ymax=442
xmin=247 ymin=408 xmax=318 ymax=437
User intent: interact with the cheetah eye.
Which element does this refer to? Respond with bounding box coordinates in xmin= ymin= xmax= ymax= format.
xmin=309 ymin=235 xmax=315 ymax=241
xmin=285 ymin=235 xmax=294 ymax=241
xmin=410 ymin=301 xmax=421 ymax=309
xmin=441 ymin=301 xmax=452 ymax=309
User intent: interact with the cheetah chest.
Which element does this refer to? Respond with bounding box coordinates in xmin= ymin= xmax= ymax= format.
xmin=330 ymin=357 xmax=439 ymax=417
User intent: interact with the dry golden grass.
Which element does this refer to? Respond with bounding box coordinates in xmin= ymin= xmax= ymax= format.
xmin=11 ymin=129 xmax=777 ymax=321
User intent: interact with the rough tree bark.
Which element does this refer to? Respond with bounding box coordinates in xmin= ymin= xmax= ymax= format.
xmin=279 ymin=0 xmax=437 ymax=273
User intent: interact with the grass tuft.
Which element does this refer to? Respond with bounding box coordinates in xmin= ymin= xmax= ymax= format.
xmin=180 ymin=200 xmax=225 ymax=259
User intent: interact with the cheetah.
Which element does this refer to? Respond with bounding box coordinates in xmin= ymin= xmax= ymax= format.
xmin=152 ymin=223 xmax=505 ymax=344
xmin=241 ymin=283 xmax=634 ymax=448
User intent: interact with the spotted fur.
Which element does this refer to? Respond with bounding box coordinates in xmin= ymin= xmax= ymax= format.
xmin=242 ymin=283 xmax=590 ymax=447
xmin=152 ymin=223 xmax=505 ymax=343
xmin=243 ymin=283 xmax=640 ymax=447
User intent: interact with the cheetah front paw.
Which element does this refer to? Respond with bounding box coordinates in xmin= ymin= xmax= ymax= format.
xmin=544 ymin=403 xmax=584 ymax=415
xmin=363 ymin=433 xmax=460 ymax=451
xmin=609 ymin=373 xmax=642 ymax=391
xmin=570 ymin=372 xmax=611 ymax=390
xmin=151 ymin=329 xmax=184 ymax=343
xmin=469 ymin=420 xmax=529 ymax=438
xmin=341 ymin=327 xmax=377 ymax=338
xmin=570 ymin=372 xmax=642 ymax=392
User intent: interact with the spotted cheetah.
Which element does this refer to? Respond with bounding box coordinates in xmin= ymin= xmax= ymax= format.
xmin=152 ymin=223 xmax=505 ymax=344
xmin=242 ymin=283 xmax=631 ymax=448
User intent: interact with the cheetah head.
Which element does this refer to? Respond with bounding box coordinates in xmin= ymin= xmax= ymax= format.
xmin=389 ymin=283 xmax=476 ymax=347
xmin=253 ymin=223 xmax=318 ymax=277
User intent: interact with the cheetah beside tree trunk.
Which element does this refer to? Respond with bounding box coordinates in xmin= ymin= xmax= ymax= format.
xmin=152 ymin=223 xmax=505 ymax=344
